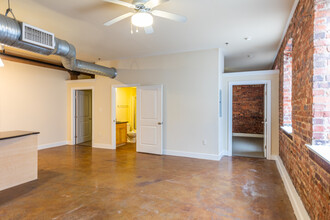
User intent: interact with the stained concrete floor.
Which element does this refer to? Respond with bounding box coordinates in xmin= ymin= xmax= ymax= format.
xmin=0 ymin=144 xmax=296 ymax=219
xmin=78 ymin=140 xmax=92 ymax=147
xmin=233 ymin=136 xmax=264 ymax=158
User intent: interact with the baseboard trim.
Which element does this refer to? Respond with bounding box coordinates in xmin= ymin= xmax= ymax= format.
xmin=232 ymin=133 xmax=264 ymax=138
xmin=273 ymin=155 xmax=310 ymax=220
xmin=38 ymin=141 xmax=68 ymax=150
xmin=164 ymin=149 xmax=225 ymax=161
xmin=93 ymin=143 xmax=115 ymax=150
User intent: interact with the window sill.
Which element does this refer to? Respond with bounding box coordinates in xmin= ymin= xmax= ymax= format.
xmin=306 ymin=144 xmax=330 ymax=165
xmin=281 ymin=126 xmax=293 ymax=140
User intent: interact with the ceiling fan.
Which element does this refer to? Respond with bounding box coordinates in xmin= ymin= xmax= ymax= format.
xmin=103 ymin=0 xmax=187 ymax=34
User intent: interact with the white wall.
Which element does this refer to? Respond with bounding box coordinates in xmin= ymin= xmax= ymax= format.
xmin=0 ymin=50 xmax=278 ymax=159
xmin=66 ymin=50 xmax=279 ymax=159
xmin=108 ymin=49 xmax=223 ymax=156
xmin=0 ymin=51 xmax=278 ymax=159
xmin=222 ymin=70 xmax=280 ymax=155
xmin=65 ymin=49 xmax=223 ymax=158
xmin=0 ymin=60 xmax=68 ymax=147
xmin=66 ymin=78 xmax=112 ymax=148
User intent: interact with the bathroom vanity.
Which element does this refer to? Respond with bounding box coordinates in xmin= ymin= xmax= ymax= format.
xmin=116 ymin=122 xmax=127 ymax=146
xmin=0 ymin=131 xmax=39 ymax=191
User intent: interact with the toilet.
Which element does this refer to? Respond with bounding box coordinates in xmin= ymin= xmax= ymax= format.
xmin=127 ymin=123 xmax=136 ymax=143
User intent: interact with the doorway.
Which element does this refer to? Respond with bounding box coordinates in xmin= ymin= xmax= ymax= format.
xmin=228 ymin=81 xmax=271 ymax=159
xmin=74 ymin=89 xmax=93 ymax=147
xmin=115 ymin=87 xmax=137 ymax=152
xmin=111 ymin=84 xmax=164 ymax=155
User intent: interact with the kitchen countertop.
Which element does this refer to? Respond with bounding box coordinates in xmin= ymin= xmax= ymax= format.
xmin=0 ymin=130 xmax=40 ymax=141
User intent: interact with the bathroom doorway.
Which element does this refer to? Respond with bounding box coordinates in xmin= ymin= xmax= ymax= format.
xmin=228 ymin=81 xmax=271 ymax=159
xmin=113 ymin=86 xmax=137 ymax=152
xmin=112 ymin=84 xmax=164 ymax=155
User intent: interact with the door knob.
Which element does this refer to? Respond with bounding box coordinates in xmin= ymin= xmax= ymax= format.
xmin=158 ymin=122 xmax=163 ymax=125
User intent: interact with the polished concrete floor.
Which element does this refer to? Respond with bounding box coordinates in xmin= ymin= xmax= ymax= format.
xmin=0 ymin=144 xmax=295 ymax=219
xmin=233 ymin=136 xmax=264 ymax=158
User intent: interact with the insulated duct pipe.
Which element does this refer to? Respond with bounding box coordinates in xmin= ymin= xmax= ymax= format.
xmin=0 ymin=14 xmax=117 ymax=78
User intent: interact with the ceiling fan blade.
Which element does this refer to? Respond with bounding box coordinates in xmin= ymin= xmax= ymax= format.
xmin=145 ymin=0 xmax=169 ymax=9
xmin=104 ymin=12 xmax=134 ymax=26
xmin=103 ymin=0 xmax=135 ymax=8
xmin=151 ymin=10 xmax=187 ymax=23
xmin=144 ymin=26 xmax=154 ymax=34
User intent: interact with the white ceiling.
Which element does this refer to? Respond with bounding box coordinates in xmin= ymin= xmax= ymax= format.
xmin=3 ymin=0 xmax=295 ymax=72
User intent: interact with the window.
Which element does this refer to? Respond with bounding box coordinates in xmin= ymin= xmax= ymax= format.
xmin=308 ymin=2 xmax=330 ymax=162
xmin=312 ymin=4 xmax=330 ymax=146
xmin=283 ymin=38 xmax=293 ymax=130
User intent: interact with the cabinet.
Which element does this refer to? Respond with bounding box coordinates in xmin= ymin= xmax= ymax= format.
xmin=116 ymin=123 xmax=127 ymax=146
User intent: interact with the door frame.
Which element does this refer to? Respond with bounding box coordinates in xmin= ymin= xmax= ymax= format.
xmin=71 ymin=87 xmax=94 ymax=146
xmin=111 ymin=84 xmax=140 ymax=149
xmin=228 ymin=80 xmax=272 ymax=159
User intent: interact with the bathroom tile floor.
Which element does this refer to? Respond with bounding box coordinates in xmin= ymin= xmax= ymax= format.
xmin=0 ymin=144 xmax=296 ymax=219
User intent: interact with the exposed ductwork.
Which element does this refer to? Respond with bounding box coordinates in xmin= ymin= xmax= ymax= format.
xmin=0 ymin=14 xmax=117 ymax=78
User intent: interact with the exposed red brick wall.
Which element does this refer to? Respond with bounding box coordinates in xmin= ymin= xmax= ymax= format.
xmin=232 ymin=85 xmax=264 ymax=134
xmin=273 ymin=0 xmax=330 ymax=219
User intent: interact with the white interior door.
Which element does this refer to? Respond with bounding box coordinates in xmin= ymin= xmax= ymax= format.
xmin=75 ymin=90 xmax=92 ymax=144
xmin=137 ymin=85 xmax=163 ymax=155
xmin=263 ymin=85 xmax=267 ymax=158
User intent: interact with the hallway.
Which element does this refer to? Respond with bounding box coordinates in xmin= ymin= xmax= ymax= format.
xmin=0 ymin=145 xmax=295 ymax=219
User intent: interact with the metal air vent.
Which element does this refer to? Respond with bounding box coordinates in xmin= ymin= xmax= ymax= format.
xmin=21 ymin=23 xmax=55 ymax=49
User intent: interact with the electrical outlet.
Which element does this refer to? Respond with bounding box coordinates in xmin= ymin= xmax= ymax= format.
xmin=202 ymin=139 xmax=207 ymax=146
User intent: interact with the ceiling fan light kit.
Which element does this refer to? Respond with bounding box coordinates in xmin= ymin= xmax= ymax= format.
xmin=103 ymin=0 xmax=186 ymax=34
xmin=131 ymin=12 xmax=153 ymax=27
